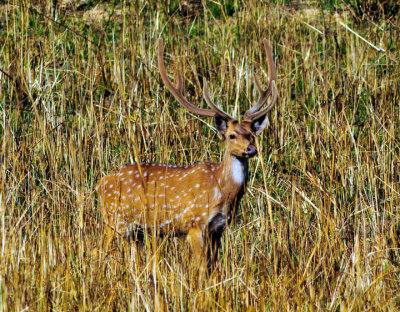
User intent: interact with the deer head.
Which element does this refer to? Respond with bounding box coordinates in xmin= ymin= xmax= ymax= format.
xmin=158 ymin=38 xmax=277 ymax=160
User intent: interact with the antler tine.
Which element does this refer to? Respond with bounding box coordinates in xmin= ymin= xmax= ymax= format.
xmin=203 ymin=78 xmax=233 ymax=120
xmin=158 ymin=38 xmax=215 ymax=117
xmin=244 ymin=38 xmax=277 ymax=120
xmin=245 ymin=80 xmax=277 ymax=121
xmin=254 ymin=72 xmax=265 ymax=95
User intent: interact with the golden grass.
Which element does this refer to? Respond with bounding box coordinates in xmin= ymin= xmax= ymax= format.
xmin=0 ymin=0 xmax=399 ymax=310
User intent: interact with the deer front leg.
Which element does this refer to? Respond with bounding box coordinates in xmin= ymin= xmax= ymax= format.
xmin=207 ymin=213 xmax=226 ymax=271
xmin=187 ymin=227 xmax=206 ymax=272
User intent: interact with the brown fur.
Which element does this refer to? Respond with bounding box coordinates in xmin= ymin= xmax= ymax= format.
xmin=97 ymin=121 xmax=258 ymax=269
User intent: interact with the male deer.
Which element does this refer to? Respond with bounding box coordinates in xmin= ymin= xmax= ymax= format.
xmin=97 ymin=38 xmax=277 ymax=270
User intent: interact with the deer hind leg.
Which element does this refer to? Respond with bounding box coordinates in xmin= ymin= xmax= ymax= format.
xmin=91 ymin=224 xmax=116 ymax=261
xmin=206 ymin=213 xmax=226 ymax=272
xmin=102 ymin=225 xmax=116 ymax=252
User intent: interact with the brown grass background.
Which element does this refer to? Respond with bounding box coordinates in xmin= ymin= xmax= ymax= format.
xmin=0 ymin=0 xmax=399 ymax=310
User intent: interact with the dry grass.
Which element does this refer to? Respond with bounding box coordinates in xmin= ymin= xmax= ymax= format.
xmin=1 ymin=0 xmax=399 ymax=310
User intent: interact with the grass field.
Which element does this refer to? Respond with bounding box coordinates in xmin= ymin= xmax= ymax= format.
xmin=1 ymin=0 xmax=399 ymax=310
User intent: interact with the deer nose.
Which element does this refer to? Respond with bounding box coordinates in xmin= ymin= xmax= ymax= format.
xmin=246 ymin=145 xmax=257 ymax=157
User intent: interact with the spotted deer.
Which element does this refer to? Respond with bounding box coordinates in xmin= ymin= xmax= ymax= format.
xmin=97 ymin=38 xmax=277 ymax=270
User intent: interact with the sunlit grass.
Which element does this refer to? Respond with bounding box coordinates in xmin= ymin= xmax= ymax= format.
xmin=0 ymin=0 xmax=399 ymax=310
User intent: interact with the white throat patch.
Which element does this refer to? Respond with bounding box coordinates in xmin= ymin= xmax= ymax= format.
xmin=231 ymin=157 xmax=244 ymax=185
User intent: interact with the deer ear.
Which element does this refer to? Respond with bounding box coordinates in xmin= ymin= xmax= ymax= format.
xmin=214 ymin=115 xmax=229 ymax=136
xmin=251 ymin=114 xmax=269 ymax=135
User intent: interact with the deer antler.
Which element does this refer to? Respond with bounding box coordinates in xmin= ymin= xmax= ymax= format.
xmin=243 ymin=39 xmax=277 ymax=121
xmin=158 ymin=38 xmax=233 ymax=120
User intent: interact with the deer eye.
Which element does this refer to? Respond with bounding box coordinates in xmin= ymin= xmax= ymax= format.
xmin=229 ymin=134 xmax=236 ymax=140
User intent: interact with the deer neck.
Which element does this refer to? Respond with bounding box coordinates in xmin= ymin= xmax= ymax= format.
xmin=216 ymin=153 xmax=249 ymax=201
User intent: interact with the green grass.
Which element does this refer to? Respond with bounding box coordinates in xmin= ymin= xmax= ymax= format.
xmin=1 ymin=0 xmax=399 ymax=310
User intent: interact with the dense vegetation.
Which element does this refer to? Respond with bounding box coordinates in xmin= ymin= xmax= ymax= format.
xmin=1 ymin=0 xmax=399 ymax=310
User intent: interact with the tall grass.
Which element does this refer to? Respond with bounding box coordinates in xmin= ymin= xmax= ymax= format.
xmin=0 ymin=0 xmax=399 ymax=310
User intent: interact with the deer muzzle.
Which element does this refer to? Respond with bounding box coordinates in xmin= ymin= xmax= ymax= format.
xmin=244 ymin=145 xmax=257 ymax=158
